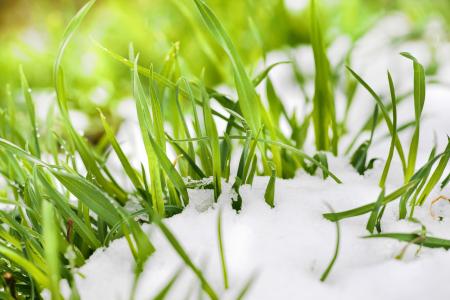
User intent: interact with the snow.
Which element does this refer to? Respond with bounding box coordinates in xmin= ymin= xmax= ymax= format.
xmin=74 ymin=158 xmax=450 ymax=300
xmin=72 ymin=13 xmax=450 ymax=300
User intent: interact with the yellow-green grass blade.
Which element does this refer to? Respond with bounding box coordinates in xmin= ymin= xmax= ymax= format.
xmin=19 ymin=66 xmax=41 ymax=158
xmin=401 ymin=52 xmax=426 ymax=180
xmin=42 ymin=201 xmax=62 ymax=300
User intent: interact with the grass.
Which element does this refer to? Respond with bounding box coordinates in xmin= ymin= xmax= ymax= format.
xmin=0 ymin=0 xmax=448 ymax=299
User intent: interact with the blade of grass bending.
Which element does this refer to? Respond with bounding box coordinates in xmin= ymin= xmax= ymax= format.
xmin=19 ymin=66 xmax=41 ymax=158
xmin=53 ymin=0 xmax=95 ymax=87
xmin=193 ymin=0 xmax=261 ymax=134
xmin=99 ymin=110 xmax=143 ymax=190
xmin=42 ymin=201 xmax=62 ymax=300
xmin=154 ymin=216 xmax=219 ymax=300
xmin=364 ymin=233 xmax=450 ymax=249
xmin=310 ymin=0 xmax=338 ymax=154
xmin=252 ymin=61 xmax=291 ymax=86
xmin=320 ymin=204 xmax=340 ymax=282
xmin=53 ymin=0 xmax=127 ymax=203
xmin=217 ymin=209 xmax=228 ymax=289
xmin=36 ymin=169 xmax=101 ymax=249
xmin=347 ymin=67 xmax=407 ymax=175
xmin=379 ymin=72 xmax=398 ymax=188
xmin=94 ymin=41 xmax=242 ymax=131
xmin=325 ymin=148 xmax=450 ymax=221
xmin=401 ymin=53 xmax=426 ymax=180
xmin=236 ymin=273 xmax=257 ymax=300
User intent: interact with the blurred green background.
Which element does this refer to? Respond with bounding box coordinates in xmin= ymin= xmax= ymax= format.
xmin=0 ymin=0 xmax=448 ymax=109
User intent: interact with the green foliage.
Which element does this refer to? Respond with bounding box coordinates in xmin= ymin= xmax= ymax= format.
xmin=0 ymin=0 xmax=448 ymax=299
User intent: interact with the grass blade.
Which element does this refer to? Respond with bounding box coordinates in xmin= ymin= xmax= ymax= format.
xmin=42 ymin=201 xmax=62 ymax=300
xmin=320 ymin=204 xmax=340 ymax=282
xmin=193 ymin=0 xmax=261 ymax=133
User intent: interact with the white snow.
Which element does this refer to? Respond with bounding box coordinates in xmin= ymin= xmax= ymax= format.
xmin=72 ymin=13 xmax=450 ymax=300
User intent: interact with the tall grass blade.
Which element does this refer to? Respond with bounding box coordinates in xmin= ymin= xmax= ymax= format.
xmin=193 ymin=0 xmax=261 ymax=133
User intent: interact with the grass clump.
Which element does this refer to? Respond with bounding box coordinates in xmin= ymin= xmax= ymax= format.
xmin=0 ymin=0 xmax=448 ymax=299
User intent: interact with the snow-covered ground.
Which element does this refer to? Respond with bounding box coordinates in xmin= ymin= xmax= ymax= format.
xmin=72 ymin=14 xmax=450 ymax=300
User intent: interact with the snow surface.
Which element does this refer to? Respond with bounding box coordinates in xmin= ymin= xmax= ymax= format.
xmin=72 ymin=14 xmax=450 ymax=300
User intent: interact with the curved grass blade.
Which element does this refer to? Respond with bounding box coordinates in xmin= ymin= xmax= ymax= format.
xmin=193 ymin=0 xmax=261 ymax=133
xmin=152 ymin=267 xmax=184 ymax=300
xmin=19 ymin=66 xmax=41 ymax=158
xmin=401 ymin=52 xmax=426 ymax=180
xmin=50 ymin=170 xmax=122 ymax=227
xmin=320 ymin=204 xmax=340 ymax=282
xmin=364 ymin=233 xmax=450 ymax=249
xmin=217 ymin=209 xmax=228 ymax=290
xmin=99 ymin=110 xmax=143 ymax=190
xmin=347 ymin=66 xmax=407 ymax=174
xmin=379 ymin=72 xmax=398 ymax=188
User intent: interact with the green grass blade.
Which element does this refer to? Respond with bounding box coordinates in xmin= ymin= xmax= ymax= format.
xmin=320 ymin=204 xmax=340 ymax=282
xmin=148 ymin=134 xmax=189 ymax=205
xmin=36 ymin=169 xmax=101 ymax=249
xmin=310 ymin=0 xmax=338 ymax=154
xmin=19 ymin=66 xmax=41 ymax=158
xmin=133 ymin=56 xmax=165 ymax=216
xmin=217 ymin=209 xmax=228 ymax=290
xmin=0 ymin=246 xmax=49 ymax=288
xmin=364 ymin=233 xmax=450 ymax=249
xmin=54 ymin=0 xmax=96 ymax=88
xmin=264 ymin=164 xmax=276 ymax=208
xmin=152 ymin=267 xmax=184 ymax=300
xmin=366 ymin=189 xmax=385 ymax=234
xmin=401 ymin=53 xmax=426 ymax=180
xmin=50 ymin=170 xmax=122 ymax=227
xmin=193 ymin=0 xmax=261 ymax=133
xmin=42 ymin=201 xmax=62 ymax=300
xmin=379 ymin=72 xmax=398 ymax=188
xmin=347 ymin=66 xmax=407 ymax=174
xmin=236 ymin=274 xmax=257 ymax=300
xmin=201 ymin=83 xmax=221 ymax=200
xmin=99 ymin=110 xmax=143 ymax=190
